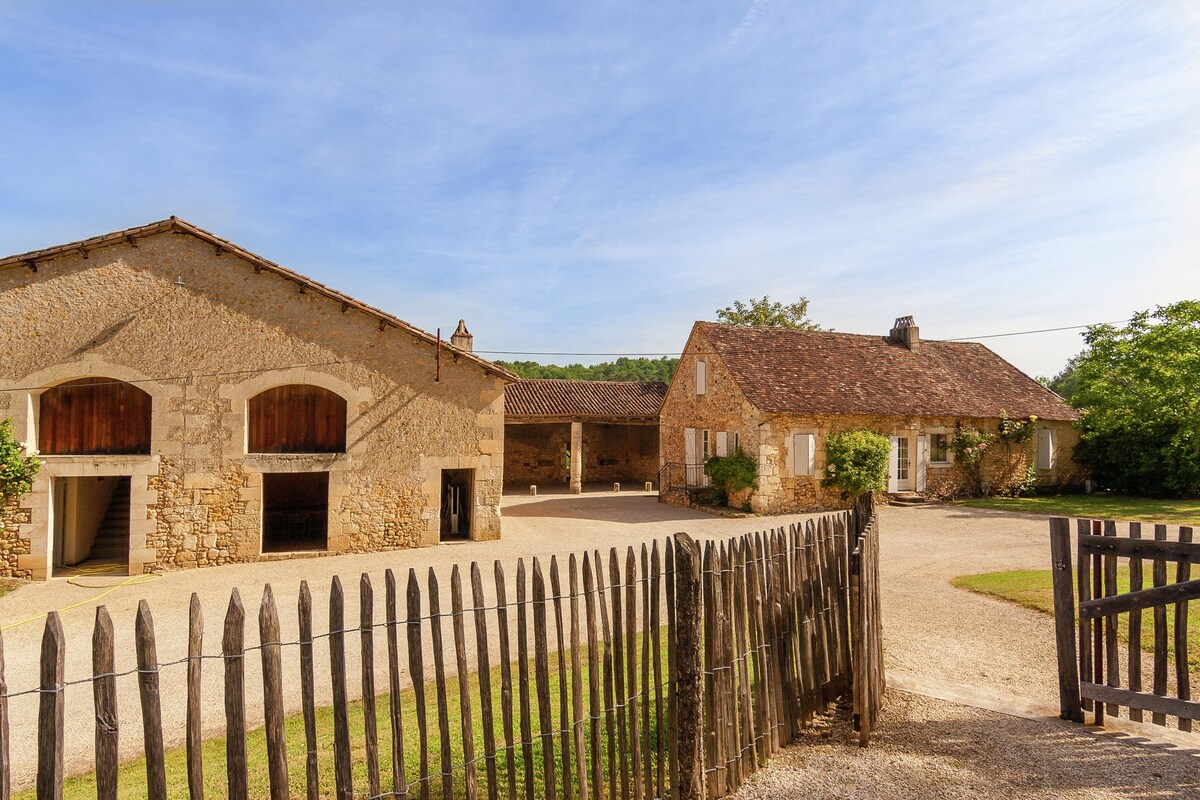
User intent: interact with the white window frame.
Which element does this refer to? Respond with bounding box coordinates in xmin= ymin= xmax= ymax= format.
xmin=789 ymin=431 xmax=816 ymax=477
xmin=927 ymin=429 xmax=953 ymax=464
xmin=1037 ymin=427 xmax=1055 ymax=470
xmin=695 ymin=360 xmax=707 ymax=395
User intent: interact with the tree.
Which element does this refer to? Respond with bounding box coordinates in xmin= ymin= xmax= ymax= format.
xmin=1070 ymin=301 xmax=1200 ymax=496
xmin=1 ymin=419 xmax=40 ymax=522
xmin=715 ymin=295 xmax=821 ymax=329
xmin=495 ymin=356 xmax=679 ymax=383
xmin=1039 ymin=351 xmax=1086 ymax=402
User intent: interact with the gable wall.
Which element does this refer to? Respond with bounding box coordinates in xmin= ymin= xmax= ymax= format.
xmin=0 ymin=232 xmax=505 ymax=578
xmin=658 ymin=330 xmax=763 ymax=492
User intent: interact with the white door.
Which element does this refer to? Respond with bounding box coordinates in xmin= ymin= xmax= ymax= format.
xmin=895 ymin=436 xmax=912 ymax=491
xmin=684 ymin=427 xmax=699 ymax=484
xmin=916 ymin=434 xmax=929 ymax=492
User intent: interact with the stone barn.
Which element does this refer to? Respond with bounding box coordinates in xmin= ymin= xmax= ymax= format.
xmin=504 ymin=379 xmax=666 ymax=493
xmin=0 ymin=217 xmax=516 ymax=579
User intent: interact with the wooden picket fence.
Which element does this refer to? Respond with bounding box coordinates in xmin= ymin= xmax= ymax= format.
xmin=849 ymin=494 xmax=883 ymax=746
xmin=1050 ymin=517 xmax=1197 ymax=730
xmin=0 ymin=505 xmax=882 ymax=800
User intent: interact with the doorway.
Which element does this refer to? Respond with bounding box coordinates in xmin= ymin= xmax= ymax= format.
xmin=52 ymin=476 xmax=131 ymax=574
xmin=440 ymin=469 xmax=473 ymax=541
xmin=262 ymin=472 xmax=329 ymax=553
xmin=895 ymin=436 xmax=912 ymax=491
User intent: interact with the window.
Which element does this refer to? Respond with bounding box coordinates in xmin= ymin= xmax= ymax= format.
xmin=715 ymin=431 xmax=728 ymax=457
xmin=790 ymin=432 xmax=815 ymax=476
xmin=702 ymin=429 xmax=710 ymax=457
xmin=1037 ymin=428 xmax=1055 ymax=470
xmin=248 ymin=384 xmax=347 ymax=453
xmin=930 ymin=433 xmax=950 ymax=464
xmin=733 ymin=431 xmax=740 ymax=452
xmin=39 ymin=378 xmax=152 ymax=455
xmin=695 ymin=360 xmax=707 ymax=395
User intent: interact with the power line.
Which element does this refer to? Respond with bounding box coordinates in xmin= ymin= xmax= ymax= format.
xmin=2 ymin=318 xmax=1125 ymax=394
xmin=943 ymin=319 xmax=1131 ymax=342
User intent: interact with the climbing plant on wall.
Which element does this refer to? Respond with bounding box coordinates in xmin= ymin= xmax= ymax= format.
xmin=0 ymin=419 xmax=40 ymax=526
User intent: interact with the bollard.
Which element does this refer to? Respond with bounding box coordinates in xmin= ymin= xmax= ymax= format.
xmin=645 ymin=481 xmax=653 ymax=492
xmin=613 ymin=482 xmax=620 ymax=493
xmin=530 ymin=485 xmax=537 ymax=496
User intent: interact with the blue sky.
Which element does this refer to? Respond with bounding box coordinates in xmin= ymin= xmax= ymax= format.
xmin=2 ymin=2 xmax=1198 ymax=378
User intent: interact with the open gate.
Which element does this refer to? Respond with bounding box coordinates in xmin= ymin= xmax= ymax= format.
xmin=1050 ymin=517 xmax=1198 ymax=729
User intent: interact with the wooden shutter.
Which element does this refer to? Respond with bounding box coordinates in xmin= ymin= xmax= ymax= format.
xmin=916 ymin=434 xmax=929 ymax=492
xmin=38 ymin=378 xmax=151 ymax=455
xmin=716 ymin=431 xmax=728 ymax=457
xmin=695 ymin=360 xmax=706 ymax=395
xmin=1037 ymin=428 xmax=1054 ymax=470
xmin=248 ymin=385 xmax=347 ymax=453
xmin=792 ymin=433 xmax=814 ymax=476
xmin=887 ymin=437 xmax=899 ymax=493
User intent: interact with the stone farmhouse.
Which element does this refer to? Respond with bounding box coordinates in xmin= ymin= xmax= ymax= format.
xmin=0 ymin=218 xmax=516 ymax=580
xmin=504 ymin=379 xmax=666 ymax=493
xmin=659 ymin=317 xmax=1080 ymax=514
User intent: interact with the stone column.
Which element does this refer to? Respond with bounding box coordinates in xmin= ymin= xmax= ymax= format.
xmin=570 ymin=421 xmax=583 ymax=494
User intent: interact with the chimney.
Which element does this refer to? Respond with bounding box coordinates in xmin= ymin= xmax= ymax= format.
xmin=450 ymin=319 xmax=473 ymax=352
xmin=890 ymin=315 xmax=920 ymax=351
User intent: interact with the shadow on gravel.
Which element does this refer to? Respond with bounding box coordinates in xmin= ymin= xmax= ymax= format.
xmin=502 ymin=495 xmax=707 ymax=523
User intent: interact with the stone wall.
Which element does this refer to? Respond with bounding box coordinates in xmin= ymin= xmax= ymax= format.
xmin=581 ymin=423 xmax=659 ymax=485
xmin=505 ymin=422 xmax=571 ymax=487
xmin=505 ymin=421 xmax=659 ymax=488
xmin=0 ymin=229 xmax=507 ymax=579
xmin=0 ymin=498 xmax=32 ymax=579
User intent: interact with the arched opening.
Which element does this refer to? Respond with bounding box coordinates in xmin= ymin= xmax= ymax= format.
xmin=248 ymin=384 xmax=347 ymax=454
xmin=38 ymin=377 xmax=152 ymax=455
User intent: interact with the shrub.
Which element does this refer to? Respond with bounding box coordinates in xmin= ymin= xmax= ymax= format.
xmin=704 ymin=448 xmax=758 ymax=507
xmin=821 ymin=430 xmax=890 ymax=498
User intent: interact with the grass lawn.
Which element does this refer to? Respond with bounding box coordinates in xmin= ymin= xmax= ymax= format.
xmin=15 ymin=632 xmax=674 ymax=800
xmin=956 ymin=495 xmax=1200 ymax=526
xmin=953 ymin=568 xmax=1200 ymax=675
xmin=0 ymin=578 xmax=22 ymax=599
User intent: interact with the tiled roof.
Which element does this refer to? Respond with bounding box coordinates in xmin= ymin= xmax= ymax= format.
xmin=506 ymin=379 xmax=667 ymax=420
xmin=0 ymin=217 xmax=518 ymax=382
xmin=695 ymin=322 xmax=1078 ymax=421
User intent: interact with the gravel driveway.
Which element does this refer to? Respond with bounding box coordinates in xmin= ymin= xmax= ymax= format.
xmin=1 ymin=494 xmax=1194 ymax=793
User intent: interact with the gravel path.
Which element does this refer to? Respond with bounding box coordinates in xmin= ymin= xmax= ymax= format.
xmin=731 ymin=690 xmax=1200 ymax=800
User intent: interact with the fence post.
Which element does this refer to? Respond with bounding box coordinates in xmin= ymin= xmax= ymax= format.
xmin=37 ymin=612 xmax=65 ymax=800
xmin=673 ymin=533 xmax=705 ymax=800
xmin=1049 ymin=518 xmax=1084 ymax=722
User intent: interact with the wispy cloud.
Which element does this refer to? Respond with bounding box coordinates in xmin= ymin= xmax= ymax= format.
xmin=0 ymin=1 xmax=1197 ymax=375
